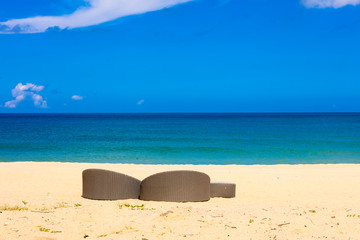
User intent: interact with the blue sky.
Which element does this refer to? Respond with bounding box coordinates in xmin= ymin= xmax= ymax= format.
xmin=0 ymin=0 xmax=359 ymax=113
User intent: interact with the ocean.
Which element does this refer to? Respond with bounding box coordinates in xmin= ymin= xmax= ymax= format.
xmin=0 ymin=113 xmax=359 ymax=165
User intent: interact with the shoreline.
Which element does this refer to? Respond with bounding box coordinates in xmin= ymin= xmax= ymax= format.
xmin=1 ymin=162 xmax=360 ymax=239
xmin=2 ymin=160 xmax=360 ymax=166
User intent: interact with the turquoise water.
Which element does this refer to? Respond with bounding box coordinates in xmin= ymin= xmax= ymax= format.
xmin=0 ymin=113 xmax=359 ymax=164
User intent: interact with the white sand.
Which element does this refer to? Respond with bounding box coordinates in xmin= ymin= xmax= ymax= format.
xmin=1 ymin=162 xmax=360 ymax=239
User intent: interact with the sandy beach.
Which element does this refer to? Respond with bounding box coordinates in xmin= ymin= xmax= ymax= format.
xmin=0 ymin=162 xmax=360 ymax=240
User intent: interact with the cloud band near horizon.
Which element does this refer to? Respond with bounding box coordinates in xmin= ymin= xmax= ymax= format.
xmin=0 ymin=0 xmax=191 ymax=34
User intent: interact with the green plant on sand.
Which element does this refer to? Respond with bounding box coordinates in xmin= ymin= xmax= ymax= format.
xmin=39 ymin=227 xmax=61 ymax=233
xmin=0 ymin=204 xmax=28 ymax=211
xmin=118 ymin=203 xmax=155 ymax=211
xmin=39 ymin=228 xmax=50 ymax=232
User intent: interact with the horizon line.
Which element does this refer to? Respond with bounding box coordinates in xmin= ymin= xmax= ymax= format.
xmin=0 ymin=112 xmax=359 ymax=114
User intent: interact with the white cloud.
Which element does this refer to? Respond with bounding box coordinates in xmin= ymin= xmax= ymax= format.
xmin=5 ymin=83 xmax=47 ymax=108
xmin=137 ymin=99 xmax=145 ymax=105
xmin=72 ymin=95 xmax=83 ymax=100
xmin=302 ymin=0 xmax=360 ymax=8
xmin=0 ymin=0 xmax=192 ymax=34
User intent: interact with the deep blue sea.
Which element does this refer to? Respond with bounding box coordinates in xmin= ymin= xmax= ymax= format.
xmin=0 ymin=113 xmax=359 ymax=165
